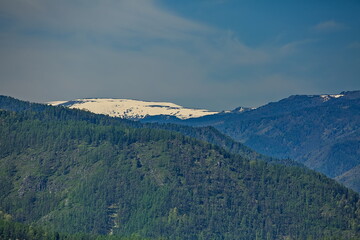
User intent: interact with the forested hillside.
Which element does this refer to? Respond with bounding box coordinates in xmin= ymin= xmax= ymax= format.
xmin=1 ymin=96 xmax=360 ymax=239
xmin=0 ymin=95 xmax=296 ymax=167
xmin=143 ymin=91 xmax=360 ymax=191
xmin=143 ymin=123 xmax=299 ymax=167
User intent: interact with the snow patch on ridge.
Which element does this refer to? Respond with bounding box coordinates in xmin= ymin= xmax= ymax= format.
xmin=47 ymin=98 xmax=218 ymax=120
xmin=320 ymin=94 xmax=344 ymax=102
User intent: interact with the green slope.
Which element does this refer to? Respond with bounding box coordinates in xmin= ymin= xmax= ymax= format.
xmin=143 ymin=123 xmax=300 ymax=167
xmin=0 ymin=97 xmax=360 ymax=239
xmin=0 ymin=95 xmax=296 ymax=167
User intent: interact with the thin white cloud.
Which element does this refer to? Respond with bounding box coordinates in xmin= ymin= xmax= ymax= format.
xmin=0 ymin=0 xmax=271 ymax=71
xmin=0 ymin=0 xmax=211 ymax=41
xmin=348 ymin=41 xmax=360 ymax=49
xmin=0 ymin=0 xmax=268 ymax=61
xmin=312 ymin=20 xmax=348 ymax=32
xmin=280 ymin=39 xmax=318 ymax=55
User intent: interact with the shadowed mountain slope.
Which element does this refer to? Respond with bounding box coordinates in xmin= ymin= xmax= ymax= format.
xmin=142 ymin=91 xmax=360 ymax=191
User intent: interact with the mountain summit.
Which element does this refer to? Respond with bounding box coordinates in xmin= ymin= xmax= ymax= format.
xmin=48 ymin=98 xmax=218 ymax=120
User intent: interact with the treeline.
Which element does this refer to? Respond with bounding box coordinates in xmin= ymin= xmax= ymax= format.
xmin=0 ymin=95 xmax=295 ymax=166
xmin=143 ymin=122 xmax=301 ymax=166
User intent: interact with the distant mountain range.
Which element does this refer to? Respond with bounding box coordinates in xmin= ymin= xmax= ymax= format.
xmin=47 ymin=91 xmax=360 ymax=192
xmin=48 ymin=98 xmax=218 ymax=120
xmin=143 ymin=90 xmax=360 ymax=192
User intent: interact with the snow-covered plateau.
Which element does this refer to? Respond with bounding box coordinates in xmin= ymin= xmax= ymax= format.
xmin=47 ymin=98 xmax=219 ymax=120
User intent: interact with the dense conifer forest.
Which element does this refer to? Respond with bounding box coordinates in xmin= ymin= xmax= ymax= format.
xmin=1 ymin=96 xmax=360 ymax=240
xmin=0 ymin=96 xmax=298 ymax=167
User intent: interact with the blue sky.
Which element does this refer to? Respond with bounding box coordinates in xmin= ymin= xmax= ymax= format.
xmin=0 ymin=0 xmax=359 ymax=110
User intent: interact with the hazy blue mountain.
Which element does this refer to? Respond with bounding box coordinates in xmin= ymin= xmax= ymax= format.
xmin=336 ymin=165 xmax=360 ymax=193
xmin=142 ymin=91 xmax=360 ymax=191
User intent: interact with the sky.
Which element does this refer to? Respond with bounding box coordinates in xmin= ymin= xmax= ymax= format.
xmin=0 ymin=0 xmax=359 ymax=111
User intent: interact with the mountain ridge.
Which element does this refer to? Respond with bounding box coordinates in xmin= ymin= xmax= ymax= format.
xmin=45 ymin=92 xmax=360 ymax=192
xmin=47 ymin=98 xmax=218 ymax=120
xmin=141 ymin=91 xmax=360 ymax=192
xmin=0 ymin=95 xmax=296 ymax=167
